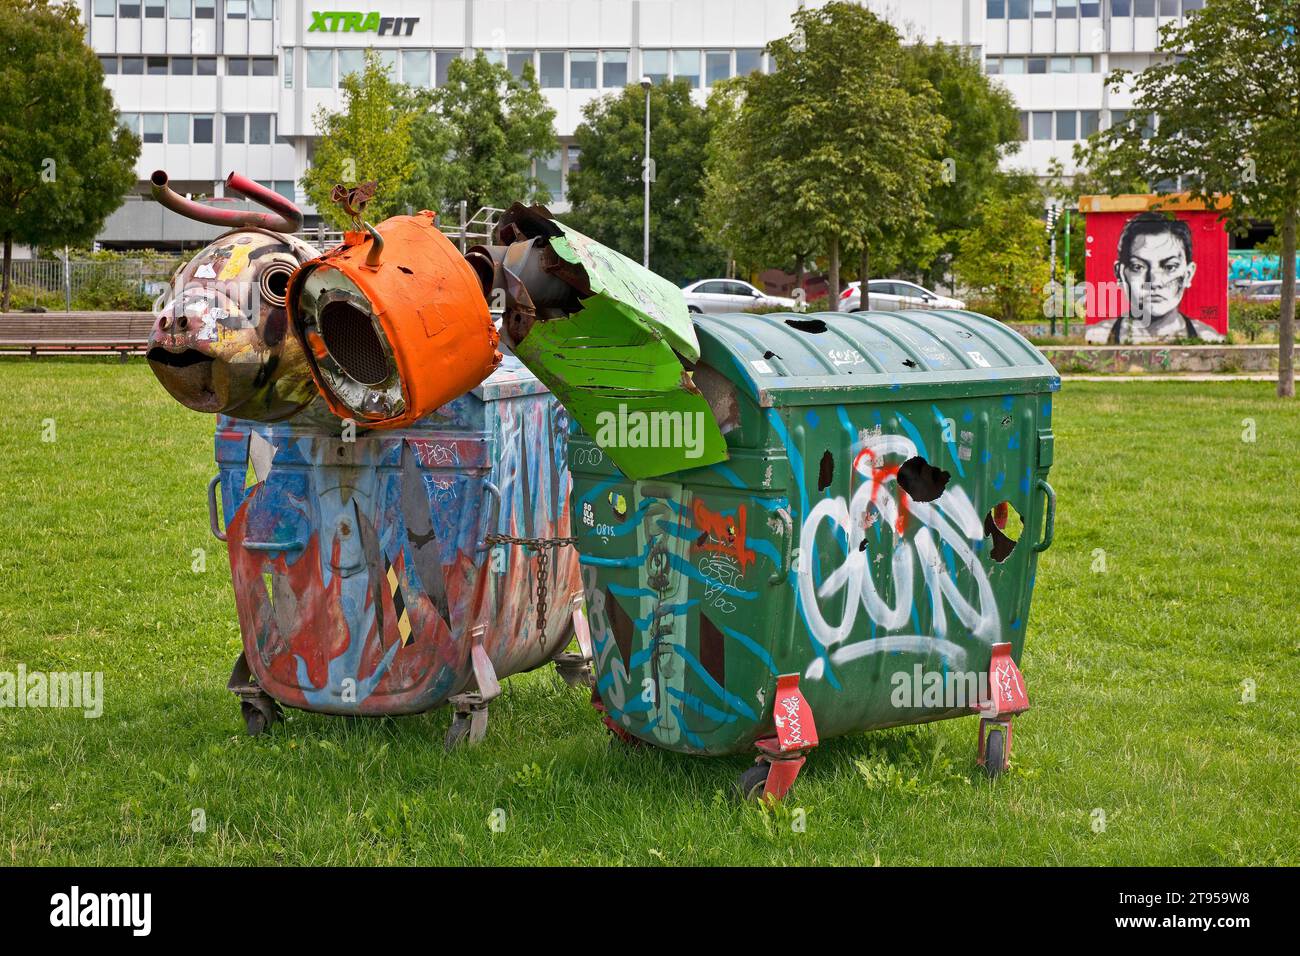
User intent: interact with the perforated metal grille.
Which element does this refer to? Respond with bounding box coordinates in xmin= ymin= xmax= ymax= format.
xmin=320 ymin=301 xmax=389 ymax=386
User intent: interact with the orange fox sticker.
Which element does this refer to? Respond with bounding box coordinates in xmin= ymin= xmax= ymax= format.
xmin=692 ymin=500 xmax=756 ymax=573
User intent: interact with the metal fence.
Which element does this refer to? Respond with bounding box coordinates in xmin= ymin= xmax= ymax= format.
xmin=5 ymin=257 xmax=181 ymax=312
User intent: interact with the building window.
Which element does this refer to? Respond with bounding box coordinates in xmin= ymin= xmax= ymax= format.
xmin=273 ymin=181 xmax=295 ymax=202
xmin=642 ymin=50 xmax=669 ymax=85
xmin=538 ymin=50 xmax=565 ymax=88
xmin=251 ymin=57 xmax=275 ymax=76
xmin=1112 ymin=0 xmax=1132 ymax=14
xmin=1002 ymin=57 xmax=1025 ymax=74
xmin=171 ymin=57 xmax=192 ymax=75
xmin=227 ymin=0 xmax=247 ymax=18
xmin=507 ymin=50 xmax=534 ymax=80
xmin=1050 ymin=56 xmax=1072 ymax=73
xmin=1075 ymin=55 xmax=1094 ymax=72
xmin=986 ymin=0 xmax=1005 ymax=17
xmin=228 ymin=57 xmax=249 ymax=76
xmin=121 ymin=56 xmax=144 ymax=74
xmin=1028 ymin=56 xmax=1047 ymax=74
xmin=142 ymin=114 xmax=164 ymax=144
xmin=985 ymin=57 xmax=1001 ymax=75
xmin=306 ymin=49 xmax=332 ymax=88
xmin=567 ymin=145 xmax=581 ymax=180
xmin=1008 ymin=0 xmax=1029 ymax=18
xmin=705 ymin=50 xmax=730 ymax=86
xmin=121 ymin=114 xmax=141 ymax=136
xmin=225 ymin=114 xmax=245 ymax=144
xmin=1033 ymin=0 xmax=1052 ymax=17
xmin=402 ymin=49 xmax=430 ymax=88
xmin=1056 ymin=110 xmax=1077 ymax=139
xmin=169 ymin=0 xmax=189 ymax=16
xmin=248 ymin=114 xmax=271 ymax=145
xmin=147 ymin=56 xmax=168 ymax=75
xmin=1081 ymin=1 xmax=1101 ymax=14
xmin=1057 ymin=0 xmax=1077 ymax=15
xmin=1135 ymin=0 xmax=1156 ymax=15
xmin=196 ymin=57 xmax=217 ymax=75
xmin=601 ymin=50 xmax=627 ymax=88
xmin=374 ymin=49 xmax=398 ymax=75
xmin=1184 ymin=0 xmax=1204 ymax=10
xmin=99 ymin=55 xmax=118 ymax=74
xmin=145 ymin=0 xmax=164 ymax=17
xmin=736 ymin=48 xmax=763 ymax=76
xmin=538 ymin=150 xmax=563 ymax=201
xmin=193 ymin=114 xmax=213 ymax=143
xmin=435 ymin=50 xmax=459 ymax=86
xmin=1032 ymin=111 xmax=1052 ymax=140
xmin=119 ymin=2 xmax=140 ymax=17
xmin=569 ymin=51 xmax=596 ymax=89
xmin=250 ymin=0 xmax=272 ymax=18
xmin=167 ymin=113 xmax=190 ymax=144
xmin=673 ymin=50 xmax=701 ymax=88
xmin=283 ymin=48 xmax=294 ymax=88
xmin=195 ymin=0 xmax=213 ymax=17
xmin=337 ymin=49 xmax=363 ymax=79
xmin=1081 ymin=109 xmax=1100 ymax=137
xmin=1017 ymin=112 xmax=1028 ymax=141
xmin=94 ymin=0 xmax=115 ymax=14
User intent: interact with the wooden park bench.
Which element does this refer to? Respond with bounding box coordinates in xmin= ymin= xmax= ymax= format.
xmin=0 ymin=312 xmax=156 ymax=359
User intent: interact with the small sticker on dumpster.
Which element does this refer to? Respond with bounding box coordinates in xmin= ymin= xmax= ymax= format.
xmin=751 ymin=359 xmax=774 ymax=374
xmin=967 ymin=350 xmax=991 ymax=367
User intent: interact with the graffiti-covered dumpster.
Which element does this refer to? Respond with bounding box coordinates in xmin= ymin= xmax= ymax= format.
xmin=571 ymin=310 xmax=1058 ymax=799
xmin=210 ymin=350 xmax=587 ymax=745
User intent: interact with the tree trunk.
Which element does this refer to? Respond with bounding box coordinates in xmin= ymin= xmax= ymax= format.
xmin=827 ymin=235 xmax=840 ymax=309
xmin=1278 ymin=207 xmax=1296 ymax=398
xmin=1 ymin=232 xmax=12 ymax=313
xmin=860 ymin=243 xmax=870 ymax=311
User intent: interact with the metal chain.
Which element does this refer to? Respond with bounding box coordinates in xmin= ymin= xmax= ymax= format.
xmin=483 ymin=533 xmax=578 ymax=642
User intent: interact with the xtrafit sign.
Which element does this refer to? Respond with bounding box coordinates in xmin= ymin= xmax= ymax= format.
xmin=308 ymin=12 xmax=420 ymax=35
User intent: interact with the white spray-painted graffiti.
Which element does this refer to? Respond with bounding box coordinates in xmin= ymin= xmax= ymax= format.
xmin=798 ymin=433 xmax=1000 ymax=681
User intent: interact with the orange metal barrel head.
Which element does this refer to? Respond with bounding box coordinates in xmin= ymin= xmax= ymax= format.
xmin=286 ymin=210 xmax=501 ymax=427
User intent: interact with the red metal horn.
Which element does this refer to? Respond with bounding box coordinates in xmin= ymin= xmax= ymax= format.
xmin=150 ymin=169 xmax=302 ymax=233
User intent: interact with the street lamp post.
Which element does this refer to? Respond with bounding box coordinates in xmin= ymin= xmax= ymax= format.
xmin=641 ymin=75 xmax=652 ymax=269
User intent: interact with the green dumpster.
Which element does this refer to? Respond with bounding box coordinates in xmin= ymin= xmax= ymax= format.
xmin=571 ymin=310 xmax=1059 ymax=800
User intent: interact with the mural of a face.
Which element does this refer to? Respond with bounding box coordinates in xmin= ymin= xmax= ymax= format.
xmin=148 ymin=229 xmax=323 ymax=421
xmin=1116 ymin=231 xmax=1197 ymax=324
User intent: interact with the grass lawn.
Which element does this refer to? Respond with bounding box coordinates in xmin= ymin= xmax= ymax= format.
xmin=1 ymin=360 xmax=1297 ymax=866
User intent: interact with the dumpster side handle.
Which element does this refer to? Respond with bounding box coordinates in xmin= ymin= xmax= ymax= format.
xmin=769 ymin=508 xmax=793 ymax=585
xmin=1033 ymin=478 xmax=1055 ymax=553
xmin=207 ymin=474 xmax=228 ymax=543
xmin=476 ymin=480 xmax=502 ymax=552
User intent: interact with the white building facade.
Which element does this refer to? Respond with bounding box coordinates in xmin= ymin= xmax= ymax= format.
xmin=83 ymin=0 xmax=1205 ymax=246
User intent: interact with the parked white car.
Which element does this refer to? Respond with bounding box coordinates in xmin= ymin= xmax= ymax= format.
xmin=681 ymin=279 xmax=799 ymax=313
xmin=837 ymin=279 xmax=965 ymax=313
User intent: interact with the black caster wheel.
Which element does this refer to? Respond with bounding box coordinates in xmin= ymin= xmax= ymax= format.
xmin=736 ymin=762 xmax=771 ymax=801
xmin=241 ymin=700 xmax=277 ymax=736
xmin=444 ymin=716 xmax=472 ymax=752
xmin=982 ymin=726 xmax=1007 ymax=779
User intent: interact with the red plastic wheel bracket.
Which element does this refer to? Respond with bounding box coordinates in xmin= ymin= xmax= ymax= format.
xmin=770 ymin=673 xmax=819 ymax=752
xmin=982 ymin=642 xmax=1030 ymax=717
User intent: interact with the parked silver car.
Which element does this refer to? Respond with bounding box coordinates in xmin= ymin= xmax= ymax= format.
xmin=837 ymin=279 xmax=965 ymax=312
xmin=681 ymin=278 xmax=799 ymax=313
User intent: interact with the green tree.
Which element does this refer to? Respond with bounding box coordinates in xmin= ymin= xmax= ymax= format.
xmin=704 ymin=79 xmax=818 ymax=293
xmin=398 ymin=53 xmax=557 ymax=218
xmin=301 ymin=51 xmax=417 ymax=229
xmin=565 ymin=79 xmax=723 ymax=285
xmin=707 ymin=3 xmax=948 ymax=304
xmin=1080 ymin=0 xmax=1300 ymax=397
xmin=954 ymin=186 xmax=1050 ymax=325
xmin=906 ymin=40 xmax=1022 ymax=289
xmin=0 ymin=0 xmax=139 ymax=311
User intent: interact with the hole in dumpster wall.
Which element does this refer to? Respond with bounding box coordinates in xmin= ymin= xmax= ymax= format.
xmin=763 ymin=350 xmax=780 ymax=360
xmin=902 ymin=359 xmax=920 ymax=369
xmin=817 ymin=450 xmax=835 ymax=491
xmin=784 ymin=318 xmax=828 ymax=334
xmin=982 ymin=501 xmax=1023 ymax=563
xmin=699 ymin=616 xmax=727 ymax=688
xmin=605 ymin=588 xmax=635 ymax=671
xmin=897 ymin=456 xmax=949 ymax=502
xmin=397 ymin=266 xmax=413 ymax=275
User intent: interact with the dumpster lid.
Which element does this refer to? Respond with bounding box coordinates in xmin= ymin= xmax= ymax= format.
xmin=693 ymin=310 xmax=1060 ymax=407
xmin=470 ymin=349 xmax=550 ymax=402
